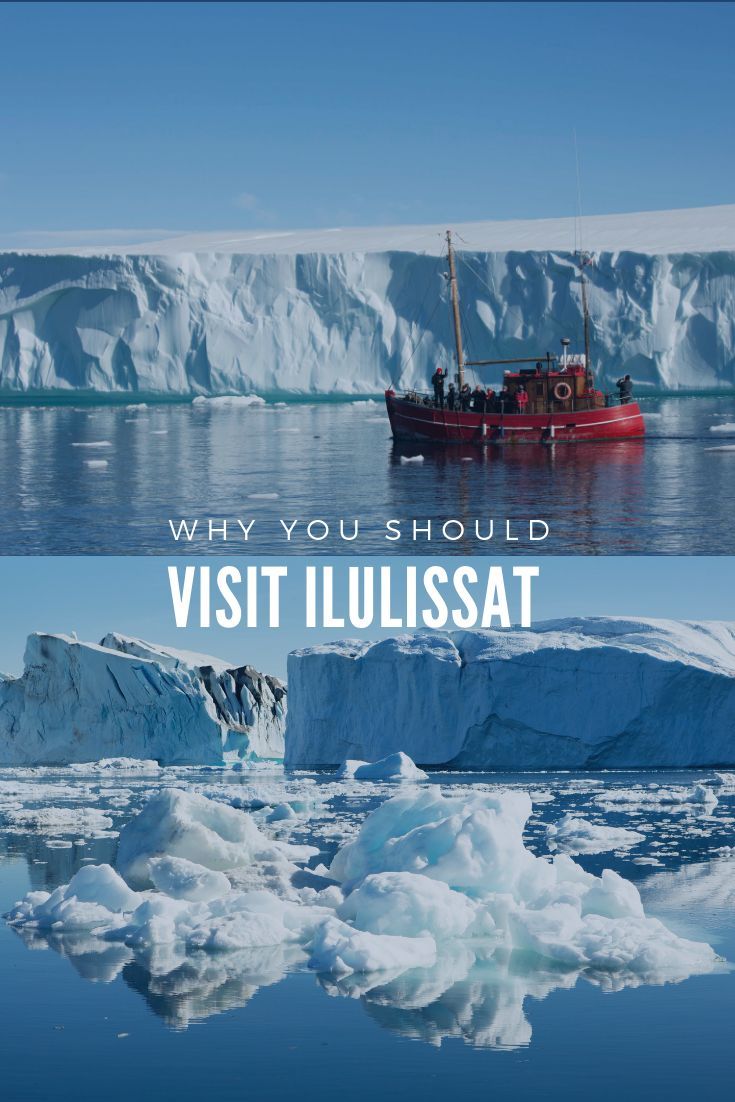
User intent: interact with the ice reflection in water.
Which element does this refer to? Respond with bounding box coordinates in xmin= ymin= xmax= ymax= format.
xmin=1 ymin=767 xmax=732 ymax=1047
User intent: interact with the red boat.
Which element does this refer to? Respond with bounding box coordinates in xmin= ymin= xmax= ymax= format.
xmin=385 ymin=232 xmax=645 ymax=445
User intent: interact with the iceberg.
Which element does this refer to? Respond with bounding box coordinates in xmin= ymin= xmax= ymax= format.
xmin=0 ymin=632 xmax=286 ymax=765
xmin=2 ymin=205 xmax=735 ymax=394
xmin=336 ymin=752 xmax=428 ymax=782
xmin=6 ymin=788 xmax=717 ymax=993
xmin=285 ymin=617 xmax=735 ymax=769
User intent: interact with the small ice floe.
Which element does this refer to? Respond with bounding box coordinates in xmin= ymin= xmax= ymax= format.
xmin=125 ymin=403 xmax=148 ymax=410
xmin=247 ymin=492 xmax=279 ymax=500
xmin=399 ymin=454 xmax=424 ymax=464
xmin=705 ymin=445 xmax=735 ymax=453
xmin=275 ymin=428 xmax=301 ymax=434
xmin=72 ymin=440 xmax=112 ymax=448
xmin=708 ymin=423 xmax=735 ymax=432
xmin=336 ymin=752 xmax=428 ymax=782
xmin=150 ymin=429 xmax=168 ymax=435
xmin=595 ymin=783 xmax=718 ymax=812
xmin=67 ymin=757 xmax=162 ymax=774
xmin=84 ymin=459 xmax=109 ymax=469
xmin=1 ymin=806 xmax=114 ymax=835
xmin=546 ymin=814 xmax=645 ymax=855
xmin=192 ymin=395 xmax=266 ymax=408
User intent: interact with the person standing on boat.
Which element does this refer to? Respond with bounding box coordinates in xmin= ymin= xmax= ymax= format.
xmin=460 ymin=383 xmax=472 ymax=411
xmin=446 ymin=383 xmax=457 ymax=411
xmin=485 ymin=387 xmax=496 ymax=412
xmin=472 ymin=385 xmax=486 ymax=413
xmin=516 ymin=385 xmax=529 ymax=412
xmin=616 ymin=374 xmax=633 ymax=404
xmin=432 ymin=368 xmax=446 ymax=408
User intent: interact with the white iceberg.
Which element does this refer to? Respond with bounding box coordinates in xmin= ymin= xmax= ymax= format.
xmin=2 ymin=206 xmax=735 ymax=393
xmin=0 ymin=632 xmax=286 ymax=765
xmin=336 ymin=752 xmax=428 ymax=782
xmin=6 ymin=788 xmax=718 ymax=1001
xmin=286 ymin=618 xmax=735 ymax=769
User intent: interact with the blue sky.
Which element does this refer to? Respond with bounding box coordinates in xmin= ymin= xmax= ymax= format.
xmin=0 ymin=556 xmax=733 ymax=678
xmin=0 ymin=2 xmax=733 ymax=240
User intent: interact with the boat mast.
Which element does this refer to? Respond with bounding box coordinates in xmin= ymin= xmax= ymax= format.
xmin=579 ymin=253 xmax=593 ymax=383
xmin=446 ymin=230 xmax=465 ymax=390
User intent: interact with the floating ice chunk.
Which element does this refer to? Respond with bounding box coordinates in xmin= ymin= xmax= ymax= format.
xmin=149 ymin=856 xmax=231 ymax=902
xmin=150 ymin=429 xmax=168 ymax=434
xmin=596 ymin=784 xmax=718 ymax=811
xmin=708 ymin=423 xmax=735 ymax=432
xmin=72 ymin=440 xmax=112 ymax=447
xmin=705 ymin=445 xmax=735 ymax=452
xmin=192 ymin=395 xmax=266 ymax=408
xmin=67 ymin=757 xmax=162 ymax=774
xmin=309 ymin=916 xmax=436 ymax=976
xmin=267 ymin=803 xmax=297 ymax=823
xmin=116 ymin=789 xmax=316 ymax=889
xmin=1 ymin=806 xmax=113 ymax=835
xmin=4 ymin=788 xmax=719 ymax=990
xmin=247 ymin=492 xmax=280 ymax=500
xmin=546 ymin=814 xmax=645 ymax=855
xmin=125 ymin=403 xmax=148 ymax=410
xmin=84 ymin=459 xmax=109 ymax=468
xmin=7 ymin=864 xmax=141 ymax=931
xmin=336 ymin=752 xmax=428 ymax=783
xmin=399 ymin=455 xmax=424 ymax=464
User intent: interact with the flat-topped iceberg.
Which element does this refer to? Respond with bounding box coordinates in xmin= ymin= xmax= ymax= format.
xmin=2 ymin=205 xmax=735 ymax=393
xmin=285 ymin=617 xmax=735 ymax=769
xmin=0 ymin=632 xmax=286 ymax=765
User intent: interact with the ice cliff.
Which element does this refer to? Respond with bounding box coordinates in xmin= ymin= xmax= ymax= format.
xmin=0 ymin=632 xmax=285 ymax=765
xmin=1 ymin=205 xmax=734 ymax=394
xmin=285 ymin=617 xmax=735 ymax=769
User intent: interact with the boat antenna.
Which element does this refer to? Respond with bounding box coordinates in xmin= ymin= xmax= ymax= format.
xmin=573 ymin=131 xmax=593 ymax=380
xmin=446 ymin=230 xmax=465 ymax=390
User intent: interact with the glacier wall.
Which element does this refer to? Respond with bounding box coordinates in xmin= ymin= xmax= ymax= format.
xmin=1 ymin=247 xmax=734 ymax=394
xmin=284 ymin=618 xmax=735 ymax=769
xmin=0 ymin=632 xmax=286 ymax=765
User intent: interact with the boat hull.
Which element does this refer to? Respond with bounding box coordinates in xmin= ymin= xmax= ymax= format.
xmin=385 ymin=392 xmax=645 ymax=444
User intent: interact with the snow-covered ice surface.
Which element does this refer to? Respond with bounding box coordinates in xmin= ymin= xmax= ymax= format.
xmin=287 ymin=618 xmax=735 ymax=769
xmin=2 ymin=205 xmax=735 ymax=394
xmin=0 ymin=761 xmax=732 ymax=1062
xmin=0 ymin=632 xmax=286 ymax=765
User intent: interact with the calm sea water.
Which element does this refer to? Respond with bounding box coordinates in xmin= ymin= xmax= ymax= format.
xmin=0 ymin=768 xmax=733 ymax=1101
xmin=1 ymin=395 xmax=735 ymax=554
